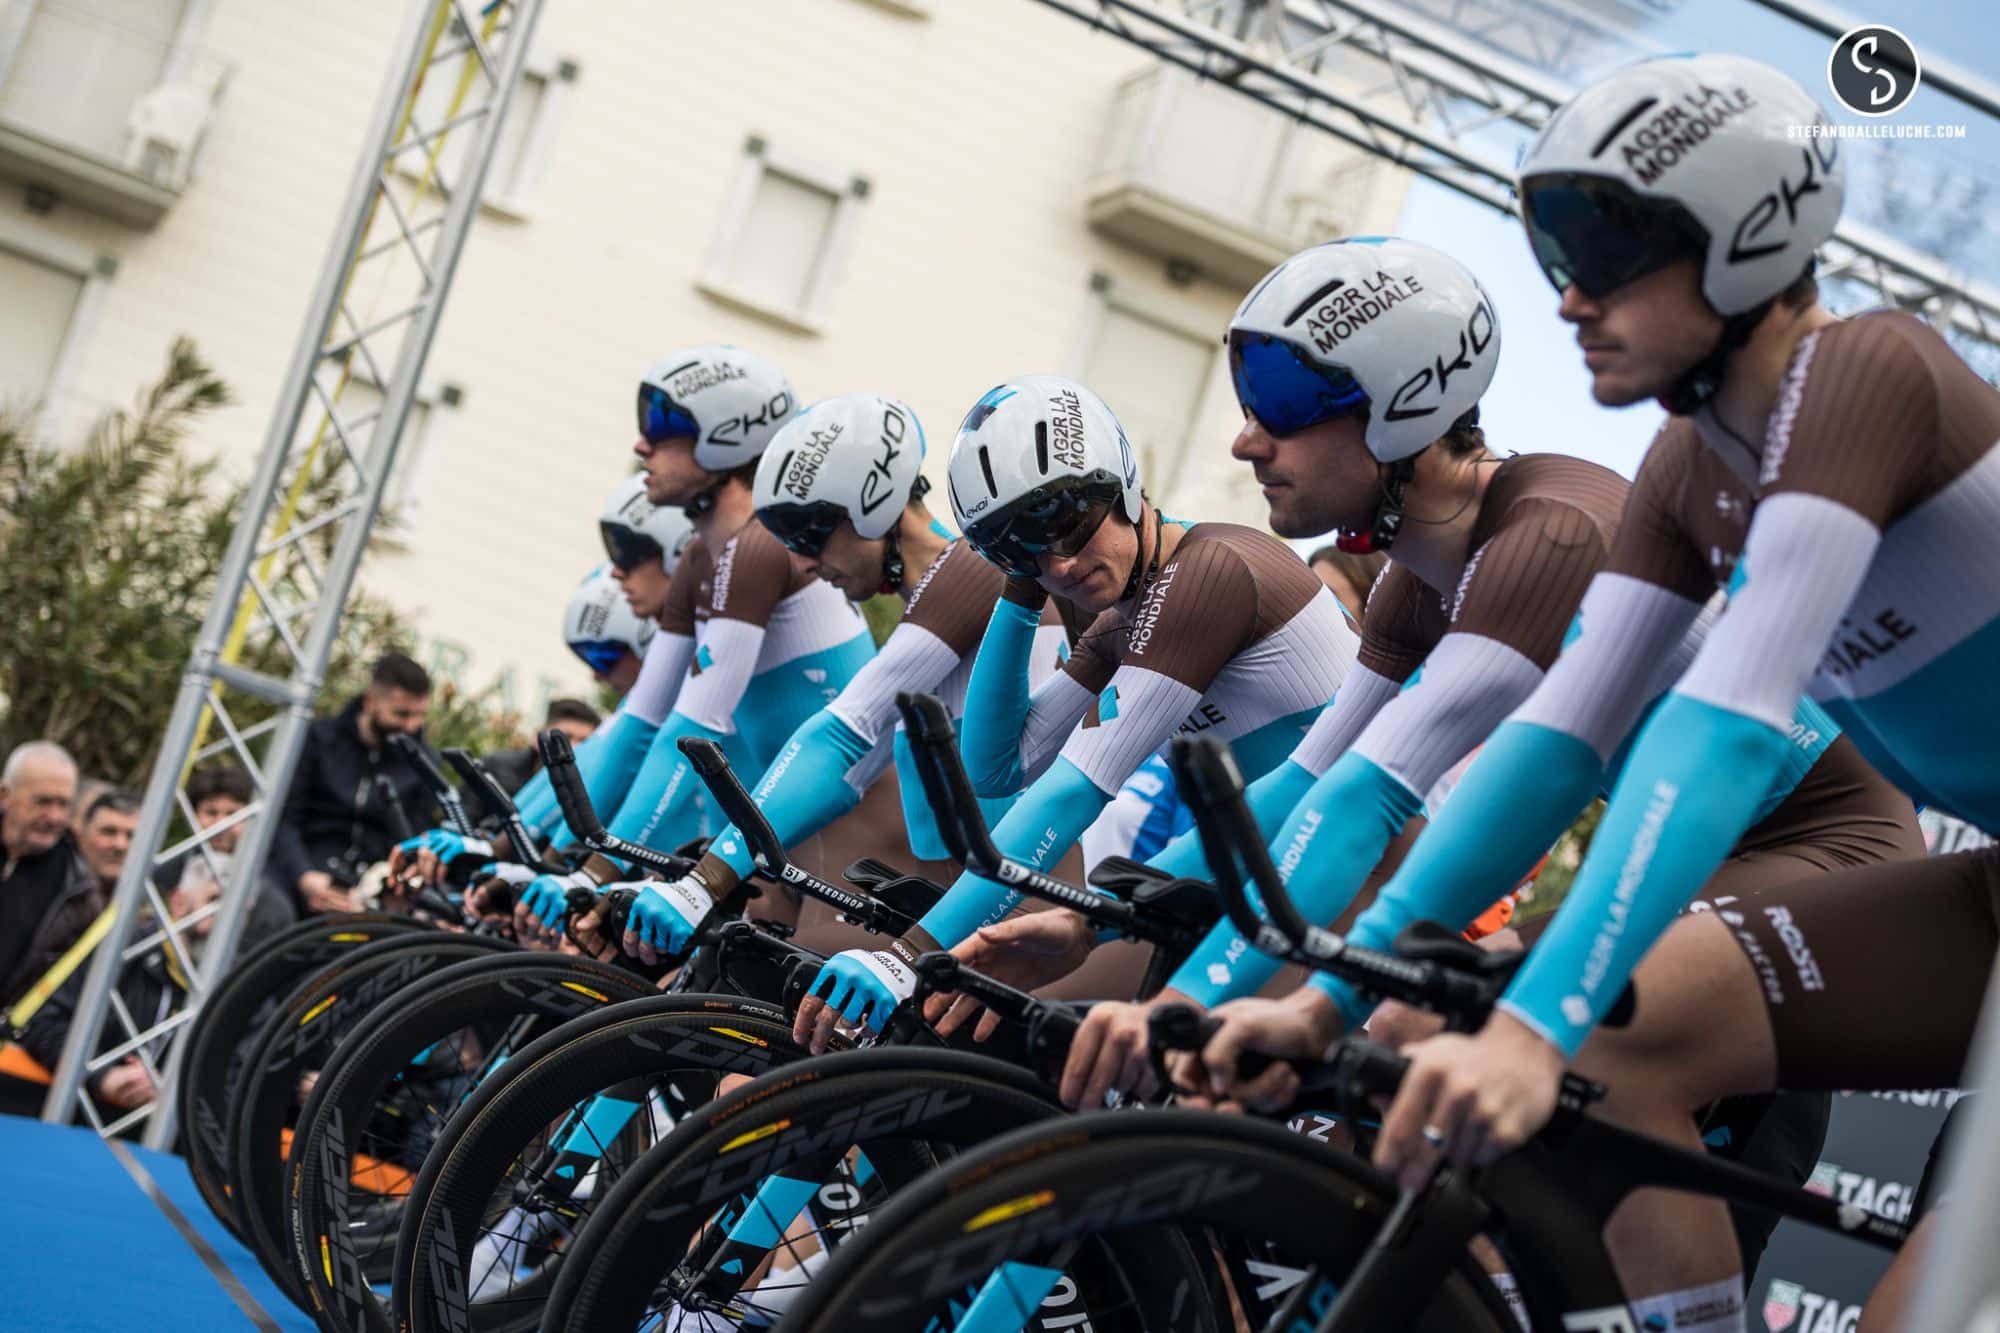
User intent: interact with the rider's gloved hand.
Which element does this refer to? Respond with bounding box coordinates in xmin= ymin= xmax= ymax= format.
xmin=796 ymin=948 xmax=920 ymax=1053
xmin=621 ymin=876 xmax=718 ymax=966
xmin=467 ymin=862 xmax=533 ymax=921
xmin=397 ymin=828 xmax=494 ymax=865
xmin=519 ymin=869 xmax=593 ymax=932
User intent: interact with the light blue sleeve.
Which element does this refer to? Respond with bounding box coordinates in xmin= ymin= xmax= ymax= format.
xmin=915 ymin=757 xmax=1110 ymax=948
xmin=710 ymin=709 xmax=873 ymax=880
xmin=599 ymin=711 xmax=730 ymax=863
xmin=535 ymin=711 xmax=661 ymax=845
xmin=960 ymin=597 xmax=1046 ymax=798
xmin=1499 ymin=694 xmax=1791 ymax=1056
xmin=1172 ymin=753 xmax=1427 ymax=1006
xmin=1144 ymin=758 xmax=1319 ymax=882
xmin=1309 ymin=719 xmax=1604 ymax=1031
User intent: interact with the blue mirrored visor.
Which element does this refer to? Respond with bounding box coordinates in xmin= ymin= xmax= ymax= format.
xmin=570 ymin=639 xmax=631 ymax=674
xmin=637 ymin=384 xmax=700 ymax=445
xmin=1228 ymin=334 xmax=1369 ymax=437
xmin=1520 ymin=175 xmax=1703 ymax=300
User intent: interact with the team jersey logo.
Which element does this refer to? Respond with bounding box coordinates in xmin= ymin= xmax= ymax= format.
xmin=1083 ymin=684 xmax=1120 ymax=728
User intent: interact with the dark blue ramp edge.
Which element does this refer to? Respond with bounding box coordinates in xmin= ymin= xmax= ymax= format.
xmin=0 ymin=1116 xmax=315 ymax=1331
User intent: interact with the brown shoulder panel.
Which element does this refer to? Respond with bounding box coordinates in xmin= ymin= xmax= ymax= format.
xmin=708 ymin=521 xmax=797 ymax=626
xmin=1761 ymin=311 xmax=2000 ymax=526
xmin=656 ymin=537 xmax=709 ymax=637
xmin=1469 ymin=453 xmax=1628 ymax=553
xmin=1357 ymin=563 xmax=1445 ymax=683
xmin=1603 ymin=423 xmax=1717 ymax=602
xmin=902 ymin=540 xmax=1006 ymax=655
xmin=1449 ymin=499 xmax=1609 ymax=669
xmin=1116 ymin=526 xmax=1263 ymax=690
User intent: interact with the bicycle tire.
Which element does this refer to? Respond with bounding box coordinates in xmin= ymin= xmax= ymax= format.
xmin=227 ymin=931 xmax=513 ymax=1307
xmin=547 ymin=1047 xmax=1230 ymax=1332
xmin=776 ymin=1109 xmax=1516 ymax=1333
xmin=393 ymin=993 xmax=827 ymax=1333
xmin=178 ymin=913 xmax=423 ymax=1235
xmin=284 ymin=950 xmax=655 ymax=1333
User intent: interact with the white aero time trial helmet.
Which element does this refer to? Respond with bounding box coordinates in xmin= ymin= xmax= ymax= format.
xmin=635 ymin=344 xmax=797 ymax=473
xmin=1229 ymin=237 xmax=1500 ymax=551
xmin=564 ymin=563 xmax=656 ymax=674
xmin=1517 ymin=54 xmax=1843 ymax=409
xmin=598 ymin=473 xmax=695 ymax=575
xmin=946 ymin=374 xmax=1141 ymax=578
xmin=754 ymin=393 xmax=931 ymax=593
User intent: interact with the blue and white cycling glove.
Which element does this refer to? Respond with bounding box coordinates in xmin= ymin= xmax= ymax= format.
xmin=811 ymin=948 xmax=921 ymax=1032
xmin=623 ymin=876 xmax=719 ymax=956
xmin=476 ymin=862 xmax=537 ymax=890
xmin=398 ymin=828 xmax=494 ymax=864
xmin=519 ymin=868 xmax=597 ymax=930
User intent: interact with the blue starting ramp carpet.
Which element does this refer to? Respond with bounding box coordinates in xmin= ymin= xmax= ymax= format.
xmin=0 ymin=1115 xmax=314 ymax=1331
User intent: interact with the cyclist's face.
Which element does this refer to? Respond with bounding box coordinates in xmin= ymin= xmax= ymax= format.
xmin=812 ymin=522 xmax=884 ymax=602
xmin=1558 ymin=256 xmax=1721 ymax=407
xmin=600 ymin=652 xmax=643 ymax=696
xmin=1036 ymin=510 xmax=1138 ymax=614
xmin=1232 ymin=411 xmax=1378 ymax=539
xmin=613 ymin=558 xmax=671 ymax=620
xmin=632 ymin=434 xmax=707 ymax=506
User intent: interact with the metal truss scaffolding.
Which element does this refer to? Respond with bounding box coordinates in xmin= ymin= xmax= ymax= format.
xmin=44 ymin=0 xmax=547 ymax=1146
xmin=1033 ymin=0 xmax=2000 ymax=360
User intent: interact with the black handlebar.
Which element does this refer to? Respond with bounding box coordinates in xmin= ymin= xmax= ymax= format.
xmin=674 ymin=737 xmax=920 ymax=938
xmin=390 ymin=733 xmax=474 ymax=837
xmin=536 ymin=728 xmax=694 ymax=878
xmin=441 ymin=748 xmax=543 ymax=866
xmin=893 ymin=691 xmax=1195 ymax=947
xmin=1166 ymin=735 xmax=1639 ymax=1033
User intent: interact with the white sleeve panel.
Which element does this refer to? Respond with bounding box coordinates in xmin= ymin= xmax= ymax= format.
xmin=625 ymin=631 xmax=694 ymax=726
xmin=1018 ymin=672 xmax=1098 ymax=787
xmin=1509 ymin=573 xmax=1708 ymax=763
xmin=1289 ymin=664 xmax=1403 ymax=779
xmin=1675 ymin=492 xmax=1882 ymax=730
xmin=1059 ymin=667 xmax=1204 ymax=796
xmin=843 ymin=730 xmax=899 ymax=799
xmin=1079 ymin=785 xmax=1152 ymax=872
xmin=1351 ymin=633 xmax=1547 ymax=797
xmin=672 ymin=618 xmax=767 ymax=734
xmin=826 ymin=622 xmax=964 ymax=748
xmin=1028 ymin=624 xmax=1070 ymax=688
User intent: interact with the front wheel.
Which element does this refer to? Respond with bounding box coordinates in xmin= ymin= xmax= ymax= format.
xmin=775 ymin=1109 xmax=1518 ymax=1333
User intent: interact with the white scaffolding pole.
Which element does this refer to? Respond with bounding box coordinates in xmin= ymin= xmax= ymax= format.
xmin=43 ymin=0 xmax=547 ymax=1149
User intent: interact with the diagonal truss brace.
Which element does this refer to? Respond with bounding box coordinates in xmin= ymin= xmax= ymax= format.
xmin=44 ymin=0 xmax=547 ymax=1147
xmin=1035 ymin=0 xmax=2000 ymax=355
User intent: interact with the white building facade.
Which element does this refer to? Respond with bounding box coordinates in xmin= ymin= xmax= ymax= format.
xmin=0 ymin=0 xmax=1405 ymax=711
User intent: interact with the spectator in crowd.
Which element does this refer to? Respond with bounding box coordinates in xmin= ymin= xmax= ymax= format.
xmin=268 ymin=653 xmax=440 ymax=916
xmin=15 ymin=843 xmax=273 ymax=1117
xmin=478 ymin=697 xmax=605 ymax=803
xmin=69 ymin=777 xmax=107 ymax=839
xmin=76 ymin=788 xmax=139 ymax=895
xmin=0 ymin=742 xmax=103 ymax=1014
xmin=1306 ymin=544 xmax=1387 ymax=623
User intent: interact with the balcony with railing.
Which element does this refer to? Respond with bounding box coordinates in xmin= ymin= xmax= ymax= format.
xmin=0 ymin=0 xmax=228 ymax=227
xmin=1086 ymin=63 xmax=1381 ymax=288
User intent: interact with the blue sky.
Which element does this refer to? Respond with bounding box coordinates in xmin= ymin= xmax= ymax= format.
xmin=1390 ymin=0 xmax=1999 ymax=479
